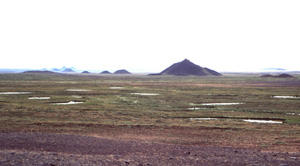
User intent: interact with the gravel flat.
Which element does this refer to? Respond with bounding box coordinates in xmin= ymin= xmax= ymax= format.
xmin=0 ymin=132 xmax=299 ymax=166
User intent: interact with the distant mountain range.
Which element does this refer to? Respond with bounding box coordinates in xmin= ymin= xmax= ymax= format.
xmin=0 ymin=69 xmax=28 ymax=73
xmin=23 ymin=70 xmax=58 ymax=74
xmin=263 ymin=68 xmax=287 ymax=72
xmin=0 ymin=64 xmax=299 ymax=74
xmin=0 ymin=67 xmax=77 ymax=73
xmin=52 ymin=67 xmax=76 ymax=73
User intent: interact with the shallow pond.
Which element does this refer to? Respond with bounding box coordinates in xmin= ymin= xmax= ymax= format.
xmin=187 ymin=107 xmax=207 ymax=110
xmin=71 ymin=95 xmax=82 ymax=99
xmin=130 ymin=93 xmax=159 ymax=96
xmin=273 ymin=96 xmax=300 ymax=99
xmin=189 ymin=118 xmax=217 ymax=121
xmin=189 ymin=117 xmax=283 ymax=124
xmin=0 ymin=92 xmax=32 ymax=95
xmin=28 ymin=97 xmax=50 ymax=100
xmin=242 ymin=119 xmax=282 ymax=124
xmin=109 ymin=87 xmax=124 ymax=89
xmin=199 ymin=103 xmax=243 ymax=106
xmin=53 ymin=101 xmax=83 ymax=105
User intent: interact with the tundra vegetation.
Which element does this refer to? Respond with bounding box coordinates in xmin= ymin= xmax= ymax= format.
xmin=0 ymin=73 xmax=300 ymax=152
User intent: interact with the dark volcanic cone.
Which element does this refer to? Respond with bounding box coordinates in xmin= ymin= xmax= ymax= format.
xmin=100 ymin=70 xmax=111 ymax=74
xmin=260 ymin=73 xmax=294 ymax=78
xmin=276 ymin=73 xmax=294 ymax=78
xmin=155 ymin=59 xmax=221 ymax=76
xmin=114 ymin=69 xmax=131 ymax=74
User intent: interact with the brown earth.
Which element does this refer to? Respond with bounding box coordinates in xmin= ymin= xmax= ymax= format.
xmin=1 ymin=123 xmax=300 ymax=166
xmin=0 ymin=132 xmax=300 ymax=166
xmin=3 ymin=123 xmax=300 ymax=153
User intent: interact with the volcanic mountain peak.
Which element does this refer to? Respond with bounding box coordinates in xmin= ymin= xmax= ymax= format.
xmin=100 ymin=70 xmax=111 ymax=74
xmin=182 ymin=58 xmax=192 ymax=63
xmin=156 ymin=59 xmax=221 ymax=76
xmin=114 ymin=69 xmax=131 ymax=74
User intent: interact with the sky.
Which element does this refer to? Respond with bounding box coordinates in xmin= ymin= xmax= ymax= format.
xmin=0 ymin=0 xmax=299 ymax=73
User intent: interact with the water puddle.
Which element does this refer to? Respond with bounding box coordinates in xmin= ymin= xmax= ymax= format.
xmin=53 ymin=101 xmax=83 ymax=105
xmin=286 ymin=113 xmax=300 ymax=116
xmin=287 ymin=113 xmax=295 ymax=115
xmin=131 ymin=93 xmax=159 ymax=96
xmin=188 ymin=117 xmax=283 ymax=124
xmin=242 ymin=119 xmax=282 ymax=124
xmin=199 ymin=103 xmax=243 ymax=106
xmin=28 ymin=97 xmax=50 ymax=100
xmin=273 ymin=96 xmax=300 ymax=99
xmin=0 ymin=92 xmax=32 ymax=95
xmin=109 ymin=87 xmax=124 ymax=89
xmin=71 ymin=95 xmax=82 ymax=99
xmin=187 ymin=107 xmax=207 ymax=110
xmin=66 ymin=89 xmax=91 ymax=92
xmin=189 ymin=118 xmax=217 ymax=121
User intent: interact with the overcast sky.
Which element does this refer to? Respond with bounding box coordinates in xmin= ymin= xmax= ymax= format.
xmin=0 ymin=0 xmax=299 ymax=73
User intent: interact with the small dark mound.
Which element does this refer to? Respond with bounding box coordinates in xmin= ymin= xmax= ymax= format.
xmin=151 ymin=59 xmax=221 ymax=76
xmin=82 ymin=71 xmax=90 ymax=74
xmin=114 ymin=69 xmax=131 ymax=74
xmin=100 ymin=70 xmax=111 ymax=74
xmin=260 ymin=73 xmax=294 ymax=78
xmin=23 ymin=70 xmax=57 ymax=74
xmin=276 ymin=74 xmax=294 ymax=78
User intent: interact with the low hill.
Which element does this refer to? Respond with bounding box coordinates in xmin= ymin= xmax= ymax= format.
xmin=114 ymin=69 xmax=131 ymax=74
xmin=153 ymin=59 xmax=221 ymax=76
xmin=260 ymin=73 xmax=294 ymax=78
xmin=23 ymin=70 xmax=58 ymax=74
xmin=100 ymin=71 xmax=111 ymax=74
xmin=277 ymin=74 xmax=294 ymax=78
xmin=82 ymin=71 xmax=90 ymax=74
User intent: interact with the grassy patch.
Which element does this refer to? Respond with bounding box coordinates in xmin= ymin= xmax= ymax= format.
xmin=1 ymin=73 xmax=300 ymax=151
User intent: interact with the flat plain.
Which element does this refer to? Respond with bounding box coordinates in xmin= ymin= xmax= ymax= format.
xmin=0 ymin=73 xmax=300 ymax=165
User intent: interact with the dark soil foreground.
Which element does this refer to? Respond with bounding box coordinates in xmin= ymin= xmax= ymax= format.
xmin=0 ymin=133 xmax=299 ymax=166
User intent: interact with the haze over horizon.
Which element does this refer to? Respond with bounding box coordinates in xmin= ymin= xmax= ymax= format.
xmin=1 ymin=1 xmax=299 ymax=73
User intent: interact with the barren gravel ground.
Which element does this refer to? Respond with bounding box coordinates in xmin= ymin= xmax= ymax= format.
xmin=0 ymin=132 xmax=299 ymax=166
